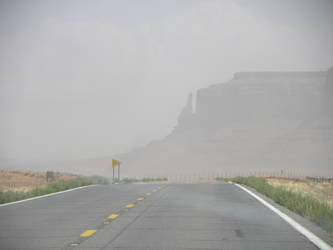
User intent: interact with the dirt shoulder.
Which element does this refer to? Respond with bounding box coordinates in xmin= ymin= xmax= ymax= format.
xmin=0 ymin=170 xmax=77 ymax=192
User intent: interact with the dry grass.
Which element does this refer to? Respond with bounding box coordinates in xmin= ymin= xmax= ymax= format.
xmin=219 ymin=176 xmax=333 ymax=234
xmin=266 ymin=177 xmax=333 ymax=208
xmin=0 ymin=176 xmax=109 ymax=204
xmin=0 ymin=170 xmax=77 ymax=192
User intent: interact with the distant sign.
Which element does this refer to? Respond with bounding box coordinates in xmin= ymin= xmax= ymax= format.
xmin=46 ymin=171 xmax=55 ymax=182
xmin=112 ymin=159 xmax=120 ymax=167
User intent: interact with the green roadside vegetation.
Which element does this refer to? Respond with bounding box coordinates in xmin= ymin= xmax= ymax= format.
xmin=119 ymin=177 xmax=168 ymax=184
xmin=0 ymin=176 xmax=109 ymax=204
xmin=216 ymin=176 xmax=333 ymax=235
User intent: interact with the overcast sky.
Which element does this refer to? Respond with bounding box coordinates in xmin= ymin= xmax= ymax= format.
xmin=1 ymin=0 xmax=333 ymax=167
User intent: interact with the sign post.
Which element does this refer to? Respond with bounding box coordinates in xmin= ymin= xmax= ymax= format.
xmin=112 ymin=166 xmax=115 ymax=183
xmin=112 ymin=159 xmax=121 ymax=183
xmin=118 ymin=162 xmax=120 ymax=182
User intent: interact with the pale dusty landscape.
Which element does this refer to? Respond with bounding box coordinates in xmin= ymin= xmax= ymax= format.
xmin=0 ymin=170 xmax=77 ymax=192
xmin=1 ymin=169 xmax=332 ymax=210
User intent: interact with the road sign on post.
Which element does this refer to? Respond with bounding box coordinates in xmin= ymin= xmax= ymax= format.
xmin=112 ymin=159 xmax=120 ymax=167
xmin=112 ymin=159 xmax=121 ymax=183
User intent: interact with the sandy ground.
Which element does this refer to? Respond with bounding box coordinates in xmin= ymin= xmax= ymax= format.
xmin=266 ymin=177 xmax=333 ymax=208
xmin=0 ymin=170 xmax=77 ymax=192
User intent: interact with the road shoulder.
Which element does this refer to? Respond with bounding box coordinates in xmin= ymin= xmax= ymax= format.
xmin=233 ymin=182 xmax=333 ymax=247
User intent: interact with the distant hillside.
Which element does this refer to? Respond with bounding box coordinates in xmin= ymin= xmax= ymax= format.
xmin=117 ymin=67 xmax=333 ymax=178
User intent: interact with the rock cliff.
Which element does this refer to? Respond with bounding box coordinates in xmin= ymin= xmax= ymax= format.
xmin=118 ymin=68 xmax=333 ymax=178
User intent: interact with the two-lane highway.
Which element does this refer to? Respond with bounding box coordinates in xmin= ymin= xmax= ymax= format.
xmin=0 ymin=183 xmax=327 ymax=249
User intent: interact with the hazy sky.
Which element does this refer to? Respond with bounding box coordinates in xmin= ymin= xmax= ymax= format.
xmin=1 ymin=0 xmax=333 ymax=167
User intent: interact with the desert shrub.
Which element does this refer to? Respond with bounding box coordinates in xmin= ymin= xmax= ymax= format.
xmin=120 ymin=177 xmax=168 ymax=184
xmin=0 ymin=176 xmax=109 ymax=204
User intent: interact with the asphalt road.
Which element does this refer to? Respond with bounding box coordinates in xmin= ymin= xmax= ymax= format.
xmin=0 ymin=183 xmax=324 ymax=250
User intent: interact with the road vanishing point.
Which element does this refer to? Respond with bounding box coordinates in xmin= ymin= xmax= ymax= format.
xmin=0 ymin=183 xmax=332 ymax=250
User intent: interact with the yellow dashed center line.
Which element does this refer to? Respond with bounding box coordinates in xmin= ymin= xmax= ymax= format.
xmin=80 ymin=229 xmax=97 ymax=237
xmin=108 ymin=213 xmax=120 ymax=219
xmin=72 ymin=187 xmax=158 ymax=246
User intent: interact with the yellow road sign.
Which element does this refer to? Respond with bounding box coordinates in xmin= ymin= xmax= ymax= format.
xmin=112 ymin=159 xmax=120 ymax=167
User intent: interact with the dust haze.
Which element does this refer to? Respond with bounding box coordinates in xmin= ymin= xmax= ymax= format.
xmin=1 ymin=0 xmax=333 ymax=177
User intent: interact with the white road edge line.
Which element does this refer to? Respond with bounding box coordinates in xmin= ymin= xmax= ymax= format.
xmin=234 ymin=183 xmax=332 ymax=250
xmin=0 ymin=185 xmax=97 ymax=207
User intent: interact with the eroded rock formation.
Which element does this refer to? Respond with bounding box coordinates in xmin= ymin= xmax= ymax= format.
xmin=118 ymin=68 xmax=333 ymax=178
